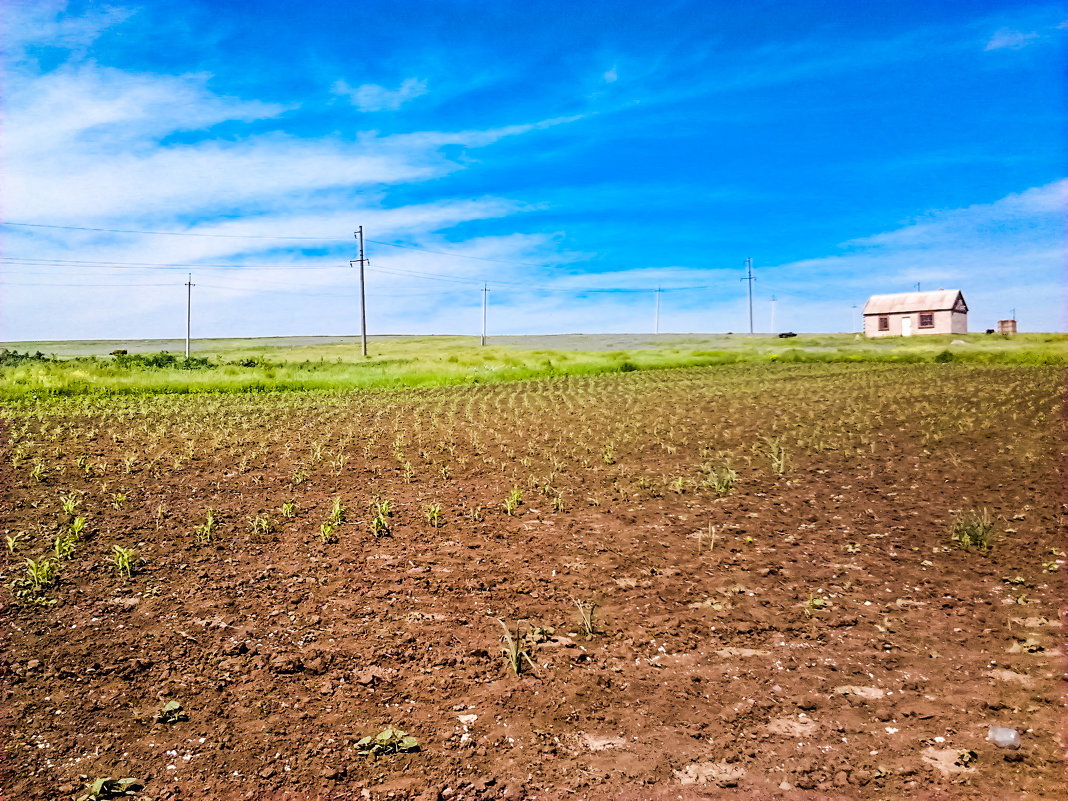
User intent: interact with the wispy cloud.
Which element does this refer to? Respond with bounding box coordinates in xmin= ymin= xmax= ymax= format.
xmin=985 ymin=27 xmax=1041 ymax=50
xmin=332 ymin=77 xmax=429 ymax=111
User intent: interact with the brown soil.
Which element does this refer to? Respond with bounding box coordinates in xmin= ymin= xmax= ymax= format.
xmin=1 ymin=364 xmax=1065 ymax=801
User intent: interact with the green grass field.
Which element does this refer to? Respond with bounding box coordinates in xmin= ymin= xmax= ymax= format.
xmin=1 ymin=332 xmax=1064 ymax=397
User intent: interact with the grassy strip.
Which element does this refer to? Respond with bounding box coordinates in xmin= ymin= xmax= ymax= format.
xmin=1 ymin=333 xmax=1064 ymax=397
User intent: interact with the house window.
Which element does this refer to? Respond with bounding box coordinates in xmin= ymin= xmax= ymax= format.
xmin=919 ymin=312 xmax=934 ymax=328
xmin=878 ymin=316 xmax=889 ymax=331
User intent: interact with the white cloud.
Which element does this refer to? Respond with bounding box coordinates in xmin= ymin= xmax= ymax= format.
xmin=985 ymin=28 xmax=1041 ymax=50
xmin=603 ymin=66 xmax=618 ymax=83
xmin=332 ymin=77 xmax=429 ymax=111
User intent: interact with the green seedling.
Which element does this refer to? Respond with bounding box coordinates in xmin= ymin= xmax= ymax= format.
xmin=845 ymin=542 xmax=861 ymax=554
xmin=439 ymin=464 xmax=451 ymax=480
xmin=320 ymin=522 xmax=337 ymax=543
xmin=54 ymin=531 xmax=79 ymax=560
xmin=503 ymin=487 xmax=523 ymax=516
xmin=30 ymin=462 xmax=46 ymax=482
xmin=156 ymin=700 xmax=188 ymax=724
xmin=292 ymin=467 xmax=308 ymax=485
xmin=469 ymin=505 xmax=485 ymax=522
xmin=249 ymin=514 xmax=274 ymax=538
xmin=70 ymin=516 xmax=88 ymax=537
xmin=76 ymin=455 xmax=94 ymax=477
xmin=356 ymin=726 xmax=419 ymax=756
xmin=5 ymin=530 xmax=27 ymax=553
xmin=280 ymin=500 xmax=296 ymax=519
xmin=551 ymin=492 xmax=565 ymax=513
xmin=111 ymin=492 xmax=126 ymax=509
xmin=574 ymin=598 xmax=598 ymax=638
xmin=496 ymin=618 xmax=538 ymax=676
xmin=24 ymin=557 xmax=58 ymax=590
xmin=193 ymin=509 xmax=217 ymax=545
xmin=601 ymin=444 xmax=615 ymax=465
xmin=707 ymin=465 xmax=737 ymax=494
xmin=402 ymin=461 xmax=415 ymax=483
xmin=424 ymin=503 xmax=443 ymax=528
xmin=950 ymin=509 xmax=994 ymax=552
xmin=109 ymin=545 xmax=142 ymax=578
xmin=804 ymin=595 xmax=828 ymax=616
xmin=61 ymin=493 xmax=80 ymax=515
xmin=8 ymin=557 xmax=59 ymax=606
xmin=76 ymin=777 xmax=143 ymax=801
xmin=329 ymin=496 xmax=347 ymax=525
xmin=369 ymin=514 xmax=389 ymax=538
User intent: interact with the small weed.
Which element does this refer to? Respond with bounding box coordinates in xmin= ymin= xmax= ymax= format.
xmin=76 ymin=777 xmax=143 ymax=801
xmin=670 ymin=476 xmax=686 ymax=494
xmin=950 ymin=509 xmax=994 ymax=551
xmin=280 ymin=500 xmax=297 ymax=519
xmin=402 ymin=461 xmax=415 ymax=483
xmin=111 ymin=492 xmax=127 ymax=509
xmin=551 ymin=492 xmax=565 ymax=513
xmin=292 ymin=466 xmax=308 ymax=485
xmin=845 ymin=542 xmax=861 ymax=554
xmin=356 ymin=726 xmax=419 ymax=756
xmin=30 ymin=462 xmax=46 ymax=481
xmin=156 ymin=700 xmax=188 ymax=724
xmin=601 ymin=444 xmax=615 ymax=465
xmin=469 ymin=505 xmax=484 ymax=522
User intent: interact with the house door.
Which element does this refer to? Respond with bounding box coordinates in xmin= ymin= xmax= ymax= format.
xmin=901 ymin=316 xmax=912 ymax=337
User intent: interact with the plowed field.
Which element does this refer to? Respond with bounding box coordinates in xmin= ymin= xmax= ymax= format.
xmin=2 ymin=363 xmax=1064 ymax=800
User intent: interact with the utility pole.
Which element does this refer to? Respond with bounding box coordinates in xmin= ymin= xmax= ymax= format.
xmin=481 ymin=283 xmax=489 ymax=346
xmin=740 ymin=258 xmax=755 ymax=335
xmin=769 ymin=295 xmax=777 ymax=333
xmin=350 ymin=226 xmax=369 ymax=357
xmin=1011 ymin=307 xmax=1016 ymax=321
xmin=185 ymin=273 xmax=194 ymax=359
xmin=654 ymin=287 xmax=662 ymax=334
xmin=851 ymin=304 xmax=858 ymax=333
xmin=915 ymin=281 xmax=921 ymax=292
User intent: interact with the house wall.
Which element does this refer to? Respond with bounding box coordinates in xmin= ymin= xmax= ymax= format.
xmin=863 ymin=309 xmax=968 ymax=337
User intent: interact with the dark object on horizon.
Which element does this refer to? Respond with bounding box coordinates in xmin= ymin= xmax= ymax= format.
xmin=110 ymin=349 xmax=128 ymax=355
xmin=778 ymin=332 xmax=797 ymax=338
xmin=985 ymin=329 xmax=995 ymax=335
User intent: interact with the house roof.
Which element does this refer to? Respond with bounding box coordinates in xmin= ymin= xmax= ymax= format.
xmin=863 ymin=290 xmax=966 ymax=315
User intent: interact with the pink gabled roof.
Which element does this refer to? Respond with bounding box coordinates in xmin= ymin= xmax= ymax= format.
xmin=863 ymin=290 xmax=966 ymax=315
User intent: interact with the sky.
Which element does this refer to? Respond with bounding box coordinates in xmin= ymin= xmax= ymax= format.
xmin=1 ymin=0 xmax=1065 ymax=341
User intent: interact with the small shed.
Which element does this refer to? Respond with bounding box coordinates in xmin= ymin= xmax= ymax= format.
xmin=863 ymin=290 xmax=967 ymax=337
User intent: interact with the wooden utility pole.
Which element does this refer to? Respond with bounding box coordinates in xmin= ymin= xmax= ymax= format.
xmin=481 ymin=283 xmax=489 ymax=346
xmin=741 ymin=258 xmax=755 ymax=334
xmin=185 ymin=273 xmax=194 ymax=359
xmin=351 ymin=227 xmax=369 ymax=357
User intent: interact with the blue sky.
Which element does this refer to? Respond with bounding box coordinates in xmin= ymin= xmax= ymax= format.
xmin=1 ymin=0 xmax=1064 ymax=340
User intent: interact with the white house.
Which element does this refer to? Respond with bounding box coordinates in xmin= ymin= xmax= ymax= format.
xmin=863 ymin=290 xmax=968 ymax=337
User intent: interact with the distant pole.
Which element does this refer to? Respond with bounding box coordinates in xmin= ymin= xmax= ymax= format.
xmin=481 ymin=283 xmax=489 ymax=346
xmin=740 ymin=258 xmax=755 ymax=334
xmin=851 ymin=304 xmax=858 ymax=333
xmin=185 ymin=273 xmax=194 ymax=359
xmin=351 ymin=227 xmax=369 ymax=357
xmin=915 ymin=281 xmax=921 ymax=292
xmin=770 ymin=295 xmax=777 ymax=333
xmin=654 ymin=287 xmax=662 ymax=334
xmin=1011 ymin=307 xmax=1016 ymax=321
